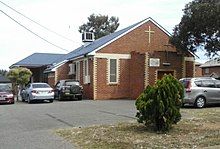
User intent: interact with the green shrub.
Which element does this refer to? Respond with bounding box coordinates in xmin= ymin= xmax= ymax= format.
xmin=135 ymin=74 xmax=183 ymax=132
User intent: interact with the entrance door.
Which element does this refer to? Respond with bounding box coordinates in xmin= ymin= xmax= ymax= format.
xmin=157 ymin=71 xmax=174 ymax=80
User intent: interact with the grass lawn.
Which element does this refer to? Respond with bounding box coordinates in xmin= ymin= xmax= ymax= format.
xmin=56 ymin=107 xmax=220 ymax=149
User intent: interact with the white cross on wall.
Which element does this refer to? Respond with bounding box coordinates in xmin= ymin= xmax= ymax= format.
xmin=145 ymin=26 xmax=155 ymax=44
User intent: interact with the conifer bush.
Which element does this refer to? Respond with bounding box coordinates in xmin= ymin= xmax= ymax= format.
xmin=135 ymin=75 xmax=184 ymax=132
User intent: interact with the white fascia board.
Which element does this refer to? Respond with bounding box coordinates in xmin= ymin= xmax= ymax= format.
xmin=51 ymin=60 xmax=68 ymax=72
xmin=69 ymin=55 xmax=84 ymax=61
xmin=88 ymin=18 xmax=171 ymax=56
xmin=94 ymin=53 xmax=131 ymax=59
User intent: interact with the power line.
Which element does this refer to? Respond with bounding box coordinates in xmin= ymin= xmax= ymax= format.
xmin=0 ymin=0 xmax=77 ymax=43
xmin=0 ymin=10 xmax=69 ymax=52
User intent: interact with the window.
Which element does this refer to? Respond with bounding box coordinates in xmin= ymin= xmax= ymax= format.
xmin=109 ymin=59 xmax=118 ymax=83
xmin=83 ymin=59 xmax=90 ymax=84
xmin=201 ymin=80 xmax=215 ymax=88
xmin=76 ymin=62 xmax=80 ymax=81
xmin=205 ymin=68 xmax=209 ymax=74
xmin=69 ymin=63 xmax=76 ymax=75
xmin=83 ymin=59 xmax=89 ymax=77
xmin=215 ymin=80 xmax=220 ymax=88
xmin=194 ymin=81 xmax=202 ymax=87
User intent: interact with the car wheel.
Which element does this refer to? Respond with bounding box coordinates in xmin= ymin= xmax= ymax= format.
xmin=195 ymin=96 xmax=206 ymax=108
xmin=49 ymin=99 xmax=53 ymax=103
xmin=78 ymin=95 xmax=82 ymax=100
xmin=21 ymin=97 xmax=25 ymax=102
xmin=27 ymin=96 xmax=32 ymax=104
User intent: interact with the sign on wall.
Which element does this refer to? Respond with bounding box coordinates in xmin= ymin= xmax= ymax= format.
xmin=149 ymin=58 xmax=160 ymax=67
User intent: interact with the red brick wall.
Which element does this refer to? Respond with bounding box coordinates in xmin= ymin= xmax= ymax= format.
xmin=47 ymin=74 xmax=55 ymax=88
xmin=56 ymin=62 xmax=71 ymax=82
xmin=129 ymin=52 xmax=145 ymax=99
xmin=82 ymin=59 xmax=94 ymax=99
xmin=98 ymin=21 xmax=177 ymax=54
xmin=94 ymin=20 xmax=193 ymax=100
xmin=195 ymin=65 xmax=202 ymax=77
xmin=202 ymin=66 xmax=220 ymax=77
xmin=185 ymin=61 xmax=194 ymax=77
xmin=147 ymin=51 xmax=183 ymax=85
xmin=96 ymin=58 xmax=130 ymax=100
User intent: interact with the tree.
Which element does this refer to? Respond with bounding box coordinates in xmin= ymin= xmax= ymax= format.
xmin=79 ymin=14 xmax=120 ymax=39
xmin=170 ymin=0 xmax=220 ymax=57
xmin=0 ymin=69 xmax=8 ymax=76
xmin=7 ymin=67 xmax=32 ymax=101
xmin=135 ymin=75 xmax=183 ymax=132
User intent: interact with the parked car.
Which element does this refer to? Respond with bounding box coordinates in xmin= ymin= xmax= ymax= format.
xmin=54 ymin=80 xmax=83 ymax=101
xmin=0 ymin=84 xmax=14 ymax=104
xmin=180 ymin=77 xmax=220 ymax=108
xmin=21 ymin=83 xmax=54 ymax=103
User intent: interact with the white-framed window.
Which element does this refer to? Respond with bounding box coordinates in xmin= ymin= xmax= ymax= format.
xmin=83 ymin=59 xmax=89 ymax=77
xmin=108 ymin=59 xmax=119 ymax=84
xmin=76 ymin=61 xmax=80 ymax=81
xmin=83 ymin=59 xmax=90 ymax=84
xmin=68 ymin=63 xmax=75 ymax=75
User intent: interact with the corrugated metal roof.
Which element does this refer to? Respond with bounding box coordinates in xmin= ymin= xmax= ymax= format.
xmin=0 ymin=75 xmax=11 ymax=83
xmin=10 ymin=53 xmax=65 ymax=68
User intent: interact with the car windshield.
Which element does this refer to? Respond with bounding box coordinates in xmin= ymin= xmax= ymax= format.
xmin=64 ymin=81 xmax=79 ymax=86
xmin=32 ymin=84 xmax=50 ymax=88
xmin=0 ymin=84 xmax=11 ymax=92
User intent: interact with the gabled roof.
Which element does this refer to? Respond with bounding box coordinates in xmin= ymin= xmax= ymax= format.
xmin=45 ymin=17 xmax=171 ymax=72
xmin=200 ymin=57 xmax=220 ymax=68
xmin=0 ymin=75 xmax=11 ymax=83
xmin=10 ymin=53 xmax=65 ymax=68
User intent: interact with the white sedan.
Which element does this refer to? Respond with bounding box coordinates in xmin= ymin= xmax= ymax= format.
xmin=21 ymin=83 xmax=54 ymax=104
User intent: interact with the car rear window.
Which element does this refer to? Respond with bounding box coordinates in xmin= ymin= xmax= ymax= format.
xmin=32 ymin=84 xmax=50 ymax=88
xmin=180 ymin=79 xmax=190 ymax=88
xmin=64 ymin=81 xmax=79 ymax=86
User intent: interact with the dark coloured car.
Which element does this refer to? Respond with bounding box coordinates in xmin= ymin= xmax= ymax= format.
xmin=0 ymin=84 xmax=14 ymax=104
xmin=54 ymin=80 xmax=83 ymax=101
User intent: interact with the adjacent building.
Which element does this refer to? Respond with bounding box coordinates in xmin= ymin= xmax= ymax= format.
xmin=200 ymin=58 xmax=220 ymax=79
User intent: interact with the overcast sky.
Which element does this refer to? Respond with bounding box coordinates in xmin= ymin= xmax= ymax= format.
xmin=0 ymin=0 xmax=207 ymax=70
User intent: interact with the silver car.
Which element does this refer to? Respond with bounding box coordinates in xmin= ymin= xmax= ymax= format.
xmin=180 ymin=77 xmax=220 ymax=108
xmin=21 ymin=83 xmax=54 ymax=103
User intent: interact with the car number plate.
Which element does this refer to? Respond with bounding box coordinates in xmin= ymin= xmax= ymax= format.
xmin=0 ymin=97 xmax=5 ymax=100
xmin=39 ymin=91 xmax=47 ymax=94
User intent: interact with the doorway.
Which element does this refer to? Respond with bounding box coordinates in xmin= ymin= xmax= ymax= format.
xmin=157 ymin=70 xmax=174 ymax=80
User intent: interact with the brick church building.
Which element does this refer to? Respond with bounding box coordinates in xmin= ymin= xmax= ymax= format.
xmin=11 ymin=17 xmax=195 ymax=100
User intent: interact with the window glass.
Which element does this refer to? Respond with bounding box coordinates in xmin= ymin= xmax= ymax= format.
xmin=201 ymin=80 xmax=215 ymax=88
xmin=194 ymin=81 xmax=202 ymax=87
xmin=179 ymin=79 xmax=191 ymax=88
xmin=76 ymin=62 xmax=80 ymax=81
xmin=56 ymin=82 xmax=60 ymax=88
xmin=215 ymin=80 xmax=220 ymax=88
xmin=32 ymin=83 xmax=50 ymax=88
xmin=0 ymin=84 xmax=10 ymax=91
xmin=65 ymin=81 xmax=79 ymax=86
xmin=110 ymin=59 xmax=117 ymax=83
